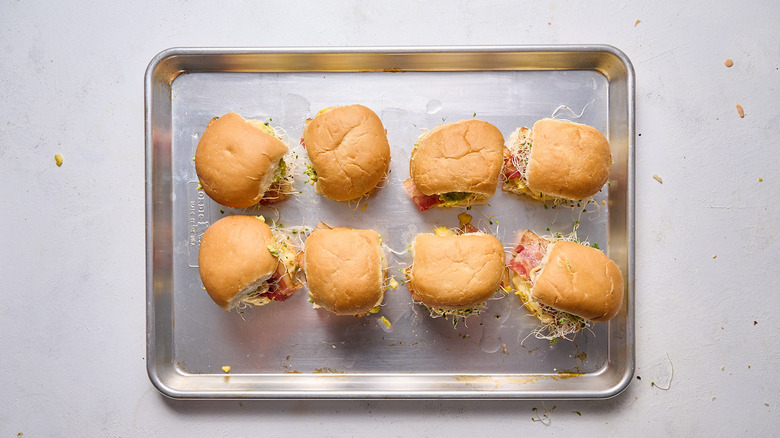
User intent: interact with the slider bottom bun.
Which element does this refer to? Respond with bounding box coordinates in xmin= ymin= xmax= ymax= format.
xmin=303 ymin=224 xmax=387 ymax=316
xmin=198 ymin=215 xmax=300 ymax=310
xmin=408 ymin=233 xmax=505 ymax=311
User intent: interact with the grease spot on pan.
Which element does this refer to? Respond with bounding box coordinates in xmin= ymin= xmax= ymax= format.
xmin=425 ymin=100 xmax=442 ymax=115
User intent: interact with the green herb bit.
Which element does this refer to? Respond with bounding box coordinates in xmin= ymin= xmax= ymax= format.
xmin=304 ymin=163 xmax=318 ymax=184
xmin=438 ymin=192 xmax=471 ymax=207
xmin=272 ymin=158 xmax=287 ymax=183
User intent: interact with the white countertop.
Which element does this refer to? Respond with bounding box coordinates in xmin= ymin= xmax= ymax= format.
xmin=2 ymin=0 xmax=779 ymax=435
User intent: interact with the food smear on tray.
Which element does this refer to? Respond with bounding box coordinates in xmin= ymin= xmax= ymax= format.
xmin=406 ymin=119 xmax=503 ymax=211
xmin=302 ymin=105 xmax=391 ymax=201
xmin=195 ymin=113 xmax=297 ymax=208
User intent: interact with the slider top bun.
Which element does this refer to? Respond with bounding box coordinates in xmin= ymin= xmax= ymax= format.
xmin=410 ymin=233 xmax=504 ymax=310
xmin=532 ymin=241 xmax=623 ymax=322
xmin=303 ymin=105 xmax=391 ymax=201
xmin=304 ymin=225 xmax=386 ymax=316
xmin=410 ymin=119 xmax=504 ymax=198
xmin=195 ymin=112 xmax=289 ymax=208
xmin=197 ymin=215 xmax=278 ymax=310
xmin=526 ymin=119 xmax=611 ymax=200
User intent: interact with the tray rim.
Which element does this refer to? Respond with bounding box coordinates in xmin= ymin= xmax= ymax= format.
xmin=145 ymin=44 xmax=635 ymax=400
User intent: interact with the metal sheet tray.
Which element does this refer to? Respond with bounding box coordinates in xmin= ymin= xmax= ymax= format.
xmin=145 ymin=46 xmax=635 ymax=399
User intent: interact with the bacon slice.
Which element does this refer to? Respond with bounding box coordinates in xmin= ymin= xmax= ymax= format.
xmin=403 ymin=178 xmax=441 ymax=211
xmin=263 ymin=263 xmax=302 ymax=302
xmin=508 ymin=230 xmax=549 ymax=280
xmin=458 ymin=223 xmax=479 ymax=234
xmin=502 ymin=152 xmax=522 ymax=181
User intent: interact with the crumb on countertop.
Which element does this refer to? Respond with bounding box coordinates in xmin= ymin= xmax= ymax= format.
xmin=736 ymin=104 xmax=745 ymax=118
xmin=54 ymin=154 xmax=63 ymax=166
xmin=724 ymin=58 xmax=734 ymax=67
xmin=652 ymin=174 xmax=663 ymax=183
xmin=221 ymin=365 xmax=231 ymax=373
xmin=634 ymin=19 xmax=641 ymax=26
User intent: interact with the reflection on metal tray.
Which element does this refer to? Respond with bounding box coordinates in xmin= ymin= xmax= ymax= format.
xmin=145 ymin=46 xmax=635 ymax=399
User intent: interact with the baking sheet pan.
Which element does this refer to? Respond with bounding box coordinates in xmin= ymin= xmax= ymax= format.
xmin=145 ymin=46 xmax=635 ymax=398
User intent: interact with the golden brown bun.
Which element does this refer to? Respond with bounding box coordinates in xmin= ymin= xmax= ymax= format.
xmin=303 ymin=105 xmax=391 ymax=201
xmin=198 ymin=215 xmax=278 ymax=310
xmin=410 ymin=119 xmax=503 ymax=198
xmin=532 ymin=241 xmax=624 ymax=322
xmin=409 ymin=233 xmax=505 ymax=310
xmin=303 ymin=225 xmax=386 ymax=316
xmin=526 ymin=119 xmax=611 ymax=200
xmin=195 ymin=113 xmax=289 ymax=208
